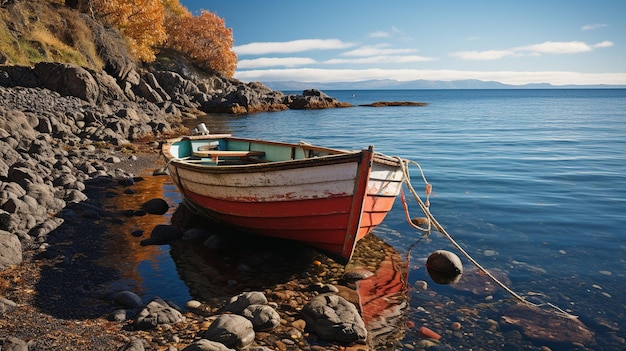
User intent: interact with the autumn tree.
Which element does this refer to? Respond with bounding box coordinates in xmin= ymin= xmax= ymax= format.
xmin=161 ymin=0 xmax=190 ymax=18
xmin=165 ymin=10 xmax=237 ymax=77
xmin=68 ymin=0 xmax=237 ymax=76
xmin=72 ymin=0 xmax=167 ymax=62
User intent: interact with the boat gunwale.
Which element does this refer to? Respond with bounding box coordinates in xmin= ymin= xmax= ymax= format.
xmin=161 ymin=136 xmax=402 ymax=174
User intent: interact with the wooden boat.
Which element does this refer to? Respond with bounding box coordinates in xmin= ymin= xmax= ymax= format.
xmin=161 ymin=133 xmax=405 ymax=264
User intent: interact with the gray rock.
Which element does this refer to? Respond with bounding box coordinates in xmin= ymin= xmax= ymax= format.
xmin=185 ymin=300 xmax=202 ymax=309
xmin=343 ymin=267 xmax=375 ymax=282
xmin=108 ymin=308 xmax=128 ymax=322
xmin=7 ymin=166 xmax=40 ymax=189
xmin=0 ymin=295 xmax=17 ymax=314
xmin=301 ymin=294 xmax=367 ymax=344
xmin=113 ymin=290 xmax=143 ymax=308
xmin=0 ymin=158 xmax=8 ymax=178
xmin=34 ymin=62 xmax=100 ymax=103
xmin=105 ymin=155 xmax=121 ymax=164
xmin=141 ymin=198 xmax=170 ymax=215
xmin=224 ymin=291 xmax=268 ymax=314
xmin=63 ymin=189 xmax=88 ymax=203
xmin=134 ymin=298 xmax=184 ymax=330
xmin=0 ymin=336 xmax=28 ymax=351
xmin=28 ymin=218 xmax=64 ymax=238
xmin=181 ymin=339 xmax=234 ymax=351
xmin=0 ymin=230 xmax=22 ymax=269
xmin=201 ymin=314 xmax=255 ymax=349
xmin=241 ymin=304 xmax=281 ymax=331
xmin=138 ymin=78 xmax=165 ymax=104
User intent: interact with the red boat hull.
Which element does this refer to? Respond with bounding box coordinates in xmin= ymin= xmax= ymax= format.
xmin=163 ymin=136 xmax=404 ymax=264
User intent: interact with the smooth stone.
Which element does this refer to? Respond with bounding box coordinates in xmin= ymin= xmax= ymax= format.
xmin=141 ymin=198 xmax=170 ymax=215
xmin=224 ymin=291 xmax=268 ymax=314
xmin=301 ymin=294 xmax=366 ymax=344
xmin=113 ymin=290 xmax=143 ymax=308
xmin=201 ymin=314 xmax=255 ymax=349
xmin=134 ymin=298 xmax=184 ymax=330
xmin=241 ymin=304 xmax=281 ymax=331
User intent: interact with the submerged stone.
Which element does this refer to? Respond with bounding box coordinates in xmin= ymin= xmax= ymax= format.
xmin=501 ymin=303 xmax=594 ymax=345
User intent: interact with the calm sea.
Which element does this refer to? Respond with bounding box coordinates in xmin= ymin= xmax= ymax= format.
xmin=139 ymin=89 xmax=626 ymax=350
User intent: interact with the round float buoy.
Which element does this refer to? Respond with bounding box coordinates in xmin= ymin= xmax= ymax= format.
xmin=426 ymin=250 xmax=463 ymax=284
xmin=410 ymin=217 xmax=430 ymax=227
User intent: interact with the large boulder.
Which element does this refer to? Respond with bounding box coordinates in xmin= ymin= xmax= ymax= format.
xmin=33 ymin=62 xmax=127 ymax=104
xmin=34 ymin=62 xmax=100 ymax=103
xmin=301 ymin=294 xmax=367 ymax=344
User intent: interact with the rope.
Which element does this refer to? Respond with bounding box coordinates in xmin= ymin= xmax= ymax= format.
xmin=396 ymin=157 xmax=579 ymax=320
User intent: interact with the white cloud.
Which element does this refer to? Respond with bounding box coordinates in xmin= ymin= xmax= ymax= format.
xmin=369 ymin=26 xmax=403 ymax=39
xmin=582 ymin=23 xmax=607 ymax=30
xmin=593 ymin=41 xmax=614 ymax=48
xmin=325 ymin=55 xmax=435 ymax=64
xmin=451 ymin=50 xmax=515 ymax=60
xmin=237 ymin=57 xmax=317 ymax=69
xmin=341 ymin=45 xmax=417 ymax=57
xmin=234 ymin=68 xmax=626 ymax=86
xmin=369 ymin=31 xmax=390 ymax=38
xmin=516 ymin=41 xmax=592 ymax=54
xmin=453 ymin=40 xmax=612 ymax=60
xmin=234 ymin=39 xmax=355 ymax=55
xmin=341 ymin=46 xmax=420 ymax=57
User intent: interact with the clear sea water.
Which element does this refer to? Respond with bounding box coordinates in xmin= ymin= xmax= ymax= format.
xmin=130 ymin=89 xmax=626 ymax=350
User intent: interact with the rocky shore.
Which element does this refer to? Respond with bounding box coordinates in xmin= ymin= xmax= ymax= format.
xmin=0 ymin=46 xmax=406 ymax=351
xmin=0 ymin=53 xmax=353 ymax=265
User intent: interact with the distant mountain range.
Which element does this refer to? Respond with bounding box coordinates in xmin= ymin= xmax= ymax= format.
xmin=263 ymin=79 xmax=626 ymax=91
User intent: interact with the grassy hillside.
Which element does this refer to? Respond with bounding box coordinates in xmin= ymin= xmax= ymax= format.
xmin=0 ymin=0 xmax=111 ymax=69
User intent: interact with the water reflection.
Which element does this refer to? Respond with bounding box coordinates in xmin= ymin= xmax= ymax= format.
xmin=169 ymin=202 xmax=410 ymax=350
xmin=100 ymin=172 xmax=611 ymax=350
xmin=100 ymin=174 xmax=191 ymax=305
xmin=101 ymin=173 xmax=411 ymax=349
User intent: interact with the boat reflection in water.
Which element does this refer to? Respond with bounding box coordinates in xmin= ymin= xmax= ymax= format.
xmin=101 ymin=172 xmax=410 ymax=349
xmin=168 ymin=202 xmax=410 ymax=350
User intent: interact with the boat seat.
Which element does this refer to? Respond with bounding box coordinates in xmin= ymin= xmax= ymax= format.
xmin=192 ymin=150 xmax=265 ymax=163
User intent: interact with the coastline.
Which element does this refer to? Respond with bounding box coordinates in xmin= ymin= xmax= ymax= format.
xmin=0 ymin=79 xmax=409 ymax=350
xmin=0 ymin=149 xmax=409 ymax=350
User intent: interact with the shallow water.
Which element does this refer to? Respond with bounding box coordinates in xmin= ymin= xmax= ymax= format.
xmin=106 ymin=89 xmax=626 ymax=350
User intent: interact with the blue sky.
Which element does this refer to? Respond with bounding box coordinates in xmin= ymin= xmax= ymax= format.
xmin=179 ymin=0 xmax=625 ymax=86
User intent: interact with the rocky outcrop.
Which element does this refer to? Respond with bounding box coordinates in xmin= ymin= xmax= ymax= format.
xmin=285 ymin=89 xmax=352 ymax=110
xmin=1 ymin=62 xmax=350 ymax=116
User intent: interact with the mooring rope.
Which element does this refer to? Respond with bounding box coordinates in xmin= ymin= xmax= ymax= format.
xmin=396 ymin=157 xmax=578 ymax=319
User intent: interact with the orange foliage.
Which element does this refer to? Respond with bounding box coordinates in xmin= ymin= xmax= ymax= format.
xmin=161 ymin=0 xmax=190 ymax=18
xmin=165 ymin=10 xmax=237 ymax=77
xmin=71 ymin=0 xmax=237 ymax=74
xmin=86 ymin=0 xmax=167 ymax=61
